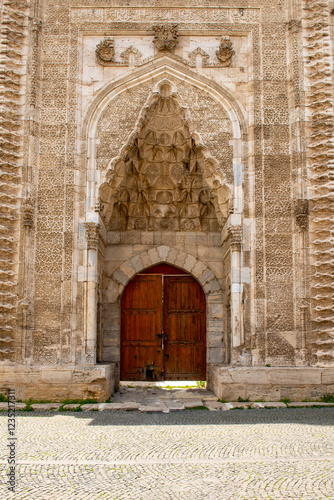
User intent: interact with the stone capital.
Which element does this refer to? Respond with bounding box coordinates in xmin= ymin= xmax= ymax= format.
xmin=84 ymin=222 xmax=100 ymax=249
xmin=227 ymin=225 xmax=243 ymax=250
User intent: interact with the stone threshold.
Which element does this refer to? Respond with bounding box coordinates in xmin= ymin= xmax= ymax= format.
xmin=1 ymin=401 xmax=333 ymax=412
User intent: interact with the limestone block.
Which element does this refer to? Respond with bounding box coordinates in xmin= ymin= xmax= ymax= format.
xmin=166 ymin=247 xmax=179 ymax=264
xmin=229 ymin=368 xmax=269 ymax=385
xmin=321 ymin=369 xmax=334 ymax=385
xmin=207 ymin=346 xmax=224 ymax=364
xmin=246 ymin=385 xmax=281 ymax=402
xmin=113 ymin=268 xmax=128 ymax=286
xmin=147 ymin=248 xmax=160 ymax=265
xmin=41 ymin=370 xmax=72 ymax=384
xmin=203 ymin=279 xmax=221 ymax=294
xmin=268 ymin=368 xmax=322 ymax=386
xmin=128 ymin=255 xmax=144 ymax=273
xmin=183 ymin=254 xmax=197 ymax=272
xmin=62 ymin=404 xmax=80 ymax=410
xmin=208 ymin=303 xmax=224 ymax=319
xmin=198 ymin=268 xmax=215 ymax=285
xmin=191 ymin=260 xmax=207 ymax=278
xmin=280 ymin=387 xmax=311 ymax=401
xmin=31 ymin=403 xmax=61 ymax=411
xmin=219 ymin=384 xmax=246 ymax=401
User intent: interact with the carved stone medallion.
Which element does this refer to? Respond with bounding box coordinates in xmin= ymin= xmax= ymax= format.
xmin=96 ymin=38 xmax=115 ymax=64
xmin=216 ymin=37 xmax=235 ymax=66
xmin=152 ymin=24 xmax=178 ymax=51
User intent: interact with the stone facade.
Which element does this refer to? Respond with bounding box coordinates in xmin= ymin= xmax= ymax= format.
xmin=0 ymin=0 xmax=333 ymax=401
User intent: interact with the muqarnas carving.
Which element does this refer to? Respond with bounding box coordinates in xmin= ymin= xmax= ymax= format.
xmin=152 ymin=24 xmax=178 ymax=51
xmin=99 ymin=83 xmax=231 ymax=233
xmin=96 ymin=38 xmax=115 ymax=65
xmin=216 ymin=37 xmax=235 ymax=66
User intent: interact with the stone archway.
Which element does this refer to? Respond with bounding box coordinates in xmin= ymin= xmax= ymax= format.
xmin=80 ymin=62 xmax=247 ymax=373
xmin=101 ymin=246 xmax=224 ymax=387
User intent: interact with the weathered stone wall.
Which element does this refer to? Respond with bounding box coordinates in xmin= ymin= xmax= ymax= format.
xmin=0 ymin=0 xmax=332 ymax=401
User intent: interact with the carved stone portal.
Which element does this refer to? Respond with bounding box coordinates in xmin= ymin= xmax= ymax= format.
xmin=99 ymin=83 xmax=231 ymax=232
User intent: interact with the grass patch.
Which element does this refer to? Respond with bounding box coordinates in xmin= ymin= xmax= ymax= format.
xmin=320 ymin=394 xmax=334 ymax=403
xmin=59 ymin=398 xmax=98 ymax=411
xmin=186 ymin=405 xmax=209 ymax=410
xmin=279 ymin=397 xmax=290 ymax=404
xmin=0 ymin=393 xmax=9 ymax=402
xmin=217 ymin=398 xmax=227 ymax=403
xmin=238 ymin=396 xmax=249 ymax=403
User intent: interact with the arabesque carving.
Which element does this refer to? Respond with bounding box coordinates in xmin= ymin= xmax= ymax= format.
xmin=99 ymin=83 xmax=231 ymax=232
xmin=216 ymin=37 xmax=235 ymax=66
xmin=152 ymin=25 xmax=178 ymax=51
xmin=85 ymin=223 xmax=100 ymax=249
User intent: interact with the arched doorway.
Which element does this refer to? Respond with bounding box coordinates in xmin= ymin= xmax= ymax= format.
xmin=121 ymin=264 xmax=206 ymax=381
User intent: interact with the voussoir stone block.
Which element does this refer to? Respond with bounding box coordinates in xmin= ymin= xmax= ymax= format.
xmin=157 ymin=245 xmax=170 ymax=261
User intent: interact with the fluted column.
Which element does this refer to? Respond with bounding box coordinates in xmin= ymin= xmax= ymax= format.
xmin=84 ymin=222 xmax=100 ymax=364
xmin=228 ymin=225 xmax=244 ymax=350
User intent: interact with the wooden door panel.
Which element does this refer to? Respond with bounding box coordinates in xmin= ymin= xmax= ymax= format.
xmin=121 ymin=275 xmax=162 ymax=380
xmin=164 ymin=276 xmax=206 ymax=380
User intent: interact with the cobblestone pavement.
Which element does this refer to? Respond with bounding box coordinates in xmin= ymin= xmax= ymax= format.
xmin=0 ymin=407 xmax=333 ymax=499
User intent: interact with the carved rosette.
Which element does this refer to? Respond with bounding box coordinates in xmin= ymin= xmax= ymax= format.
xmin=85 ymin=223 xmax=100 ymax=249
xmin=96 ymin=38 xmax=115 ymax=65
xmin=152 ymin=24 xmax=178 ymax=51
xmin=216 ymin=37 xmax=235 ymax=66
xmin=295 ymin=199 xmax=309 ymax=230
xmin=227 ymin=226 xmax=243 ymax=250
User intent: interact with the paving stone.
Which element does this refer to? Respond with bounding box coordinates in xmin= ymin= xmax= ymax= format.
xmin=62 ymin=404 xmax=80 ymax=410
xmin=252 ymin=402 xmax=287 ymax=409
xmin=0 ymin=402 xmax=26 ymax=410
xmin=99 ymin=402 xmax=141 ymax=411
xmin=183 ymin=400 xmax=204 ymax=408
xmin=31 ymin=403 xmax=61 ymax=411
xmin=80 ymin=404 xmax=100 ymax=411
xmin=165 ymin=402 xmax=185 ymax=410
xmin=1 ymin=408 xmax=333 ymax=499
xmin=138 ymin=405 xmax=166 ymax=412
xmin=287 ymin=402 xmax=334 ymax=407
xmin=206 ymin=401 xmax=234 ymax=411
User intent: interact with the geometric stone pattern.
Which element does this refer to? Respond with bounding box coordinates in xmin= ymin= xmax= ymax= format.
xmin=0 ymin=409 xmax=333 ymax=499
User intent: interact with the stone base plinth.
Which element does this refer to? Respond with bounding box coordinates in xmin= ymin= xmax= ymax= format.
xmin=208 ymin=365 xmax=334 ymax=401
xmin=0 ymin=364 xmax=116 ymax=402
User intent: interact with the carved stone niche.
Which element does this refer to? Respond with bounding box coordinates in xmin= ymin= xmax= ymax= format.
xmin=152 ymin=24 xmax=178 ymax=52
xmin=216 ymin=37 xmax=235 ymax=67
xmin=96 ymin=38 xmax=115 ymax=65
xmin=295 ymin=199 xmax=309 ymax=230
xmin=99 ymin=81 xmax=232 ymax=233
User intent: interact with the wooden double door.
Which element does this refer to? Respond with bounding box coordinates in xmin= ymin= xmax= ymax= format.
xmin=121 ymin=264 xmax=206 ymax=381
